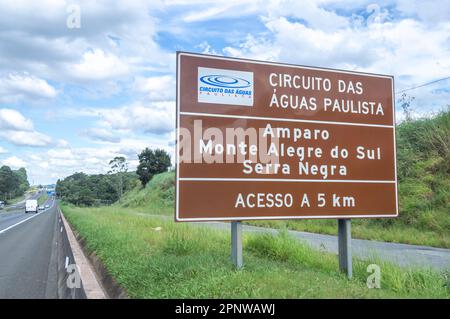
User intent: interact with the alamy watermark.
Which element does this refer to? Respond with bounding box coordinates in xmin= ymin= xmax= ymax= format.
xmin=66 ymin=4 xmax=81 ymax=29
xmin=366 ymin=264 xmax=381 ymax=289
xmin=67 ymin=263 xmax=82 ymax=289
xmin=178 ymin=120 xmax=282 ymax=165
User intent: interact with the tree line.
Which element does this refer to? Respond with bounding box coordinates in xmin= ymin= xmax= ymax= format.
xmin=0 ymin=166 xmax=30 ymax=202
xmin=56 ymin=148 xmax=171 ymax=206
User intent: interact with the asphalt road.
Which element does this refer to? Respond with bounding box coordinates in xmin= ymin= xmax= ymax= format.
xmin=0 ymin=195 xmax=59 ymax=298
xmin=195 ymin=221 xmax=450 ymax=271
xmin=134 ymin=212 xmax=450 ymax=271
xmin=0 ymin=191 xmax=42 ymax=233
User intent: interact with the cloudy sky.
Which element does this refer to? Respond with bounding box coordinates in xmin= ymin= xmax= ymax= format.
xmin=0 ymin=0 xmax=449 ymax=185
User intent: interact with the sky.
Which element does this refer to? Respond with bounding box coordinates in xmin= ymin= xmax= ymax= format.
xmin=0 ymin=0 xmax=449 ymax=185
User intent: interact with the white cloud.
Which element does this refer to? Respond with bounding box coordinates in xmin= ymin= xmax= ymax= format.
xmin=133 ymin=75 xmax=175 ymax=101
xmin=56 ymin=139 xmax=69 ymax=148
xmin=0 ymin=108 xmax=34 ymax=131
xmin=0 ymin=130 xmax=53 ymax=147
xmin=101 ymin=102 xmax=175 ymax=134
xmin=47 ymin=148 xmax=74 ymax=159
xmin=0 ymin=108 xmax=53 ymax=147
xmin=2 ymin=156 xmax=27 ymax=169
xmin=181 ymin=1 xmax=257 ymax=23
xmin=38 ymin=161 xmax=49 ymax=169
xmin=266 ymin=0 xmax=349 ymax=30
xmin=223 ymin=8 xmax=450 ymax=98
xmin=70 ymin=101 xmax=175 ymax=135
xmin=0 ymin=0 xmax=170 ymax=88
xmin=396 ymin=0 xmax=450 ymax=24
xmin=83 ymin=127 xmax=121 ymax=143
xmin=70 ymin=49 xmax=130 ymax=81
xmin=0 ymin=146 xmax=7 ymax=154
xmin=0 ymin=72 xmax=57 ymax=102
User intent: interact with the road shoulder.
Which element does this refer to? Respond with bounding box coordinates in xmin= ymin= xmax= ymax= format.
xmin=60 ymin=209 xmax=107 ymax=299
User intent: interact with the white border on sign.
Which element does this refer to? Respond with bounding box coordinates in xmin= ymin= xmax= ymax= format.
xmin=180 ymin=112 xmax=394 ymax=128
xmin=175 ymin=52 xmax=398 ymax=222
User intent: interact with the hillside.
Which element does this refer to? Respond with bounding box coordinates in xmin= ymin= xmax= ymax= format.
xmin=117 ymin=171 xmax=175 ymax=215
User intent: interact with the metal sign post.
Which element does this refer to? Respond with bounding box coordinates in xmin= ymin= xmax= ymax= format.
xmin=231 ymin=221 xmax=243 ymax=269
xmin=338 ymin=219 xmax=352 ymax=279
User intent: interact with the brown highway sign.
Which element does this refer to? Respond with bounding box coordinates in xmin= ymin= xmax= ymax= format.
xmin=176 ymin=52 xmax=398 ymax=221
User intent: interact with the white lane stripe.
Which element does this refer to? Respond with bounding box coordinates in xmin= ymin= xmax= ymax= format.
xmin=0 ymin=198 xmax=55 ymax=235
xmin=179 ymin=111 xmax=394 ymax=128
xmin=179 ymin=178 xmax=396 ymax=183
xmin=0 ymin=214 xmax=41 ymax=235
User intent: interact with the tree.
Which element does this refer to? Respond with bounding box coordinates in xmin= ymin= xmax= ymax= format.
xmin=137 ymin=148 xmax=171 ymax=187
xmin=399 ymin=93 xmax=415 ymax=122
xmin=56 ymin=172 xmax=122 ymax=206
xmin=0 ymin=166 xmax=21 ymax=201
xmin=15 ymin=168 xmax=30 ymax=194
xmin=108 ymin=156 xmax=128 ymax=198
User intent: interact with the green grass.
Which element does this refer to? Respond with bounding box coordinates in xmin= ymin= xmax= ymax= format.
xmin=6 ymin=194 xmax=26 ymax=205
xmin=62 ymin=204 xmax=449 ymax=298
xmin=38 ymin=193 xmax=48 ymax=205
xmin=4 ymin=188 xmax=37 ymax=206
xmin=113 ymin=169 xmax=450 ymax=248
xmin=246 ymin=218 xmax=450 ymax=248
xmin=117 ymin=171 xmax=174 ymax=215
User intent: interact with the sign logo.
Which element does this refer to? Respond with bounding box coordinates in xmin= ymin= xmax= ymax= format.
xmin=198 ymin=67 xmax=253 ymax=106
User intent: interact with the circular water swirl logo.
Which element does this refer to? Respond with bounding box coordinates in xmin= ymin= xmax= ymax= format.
xmin=200 ymin=74 xmax=251 ymax=89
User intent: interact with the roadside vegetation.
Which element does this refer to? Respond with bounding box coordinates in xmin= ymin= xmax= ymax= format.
xmin=118 ymin=171 xmax=174 ymax=215
xmin=0 ymin=166 xmax=30 ymax=204
xmin=62 ymin=204 xmax=449 ymax=298
xmin=56 ymin=172 xmax=137 ymax=206
xmin=56 ymin=148 xmax=171 ymax=206
xmin=38 ymin=193 xmax=49 ymax=206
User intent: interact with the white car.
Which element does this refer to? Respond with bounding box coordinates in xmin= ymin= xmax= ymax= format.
xmin=25 ymin=200 xmax=38 ymax=214
xmin=38 ymin=205 xmax=45 ymax=211
xmin=45 ymin=204 xmax=50 ymax=209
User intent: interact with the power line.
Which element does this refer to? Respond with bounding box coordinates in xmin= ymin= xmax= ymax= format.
xmin=395 ymin=76 xmax=450 ymax=95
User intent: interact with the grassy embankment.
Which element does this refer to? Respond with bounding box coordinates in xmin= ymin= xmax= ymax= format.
xmin=38 ymin=192 xmax=48 ymax=206
xmin=63 ymin=172 xmax=449 ymax=298
xmin=6 ymin=194 xmax=26 ymax=205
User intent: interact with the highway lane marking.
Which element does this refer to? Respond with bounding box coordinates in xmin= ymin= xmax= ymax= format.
xmin=0 ymin=199 xmax=56 ymax=235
